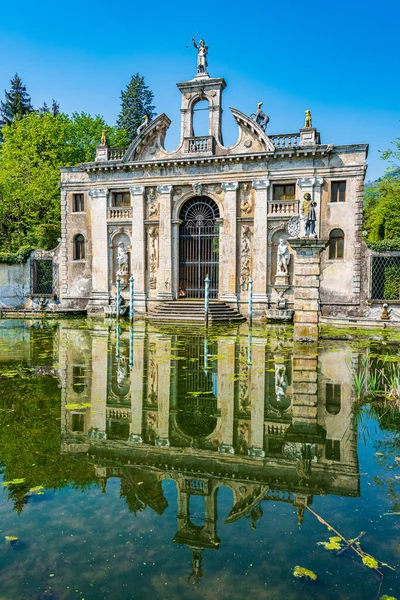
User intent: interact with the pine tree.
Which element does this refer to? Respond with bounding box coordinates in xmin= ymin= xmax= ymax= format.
xmin=116 ymin=74 xmax=156 ymax=142
xmin=0 ymin=73 xmax=33 ymax=127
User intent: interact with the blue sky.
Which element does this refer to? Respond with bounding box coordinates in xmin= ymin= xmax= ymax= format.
xmin=1 ymin=0 xmax=399 ymax=181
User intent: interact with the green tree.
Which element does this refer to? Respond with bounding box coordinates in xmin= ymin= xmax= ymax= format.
xmin=364 ymin=133 xmax=400 ymax=242
xmin=0 ymin=111 xmax=129 ymax=251
xmin=116 ymin=73 xmax=156 ymax=142
xmin=0 ymin=73 xmax=33 ymax=127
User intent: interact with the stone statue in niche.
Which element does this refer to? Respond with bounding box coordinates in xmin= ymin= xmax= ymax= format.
xmin=301 ymin=193 xmax=317 ymax=238
xmin=192 ymin=38 xmax=208 ymax=74
xmin=240 ymin=225 xmax=252 ymax=291
xmin=148 ymin=227 xmax=159 ymax=289
xmin=116 ymin=242 xmax=130 ymax=284
xmin=240 ymin=183 xmax=253 ymax=215
xmin=275 ymin=364 xmax=288 ymax=402
xmin=277 ymin=239 xmax=290 ymax=275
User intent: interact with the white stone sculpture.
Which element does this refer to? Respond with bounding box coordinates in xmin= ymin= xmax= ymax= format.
xmin=192 ymin=39 xmax=208 ymax=75
xmin=275 ymin=364 xmax=288 ymax=402
xmin=277 ymin=239 xmax=290 ymax=275
xmin=117 ymin=242 xmax=129 ymax=276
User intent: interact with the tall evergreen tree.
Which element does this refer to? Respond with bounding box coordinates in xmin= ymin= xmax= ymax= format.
xmin=0 ymin=73 xmax=33 ymax=127
xmin=116 ymin=74 xmax=156 ymax=142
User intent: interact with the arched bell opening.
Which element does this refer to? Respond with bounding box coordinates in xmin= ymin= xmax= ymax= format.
xmin=178 ymin=197 xmax=220 ymax=299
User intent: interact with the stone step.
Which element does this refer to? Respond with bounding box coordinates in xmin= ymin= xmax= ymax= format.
xmin=147 ymin=300 xmax=246 ymax=323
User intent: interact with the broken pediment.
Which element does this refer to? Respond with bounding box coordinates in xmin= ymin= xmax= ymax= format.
xmin=228 ymin=107 xmax=275 ymax=153
xmin=123 ymin=114 xmax=172 ymax=163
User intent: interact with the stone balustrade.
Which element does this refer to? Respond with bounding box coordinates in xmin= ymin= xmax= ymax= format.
xmin=268 ymin=200 xmax=299 ymax=216
xmin=184 ymin=135 xmax=215 ymax=155
xmin=106 ymin=407 xmax=132 ymax=419
xmin=107 ymin=207 xmax=133 ymax=220
xmin=269 ymin=133 xmax=300 ymax=149
xmin=107 ymin=148 xmax=127 ymax=161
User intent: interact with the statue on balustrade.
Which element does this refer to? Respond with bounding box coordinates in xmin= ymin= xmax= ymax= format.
xmin=302 ymin=193 xmax=318 ymax=238
xmin=304 ymin=110 xmax=312 ymax=128
xmin=251 ymin=102 xmax=269 ymax=131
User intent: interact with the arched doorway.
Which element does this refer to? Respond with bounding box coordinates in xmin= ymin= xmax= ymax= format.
xmin=179 ymin=197 xmax=220 ymax=298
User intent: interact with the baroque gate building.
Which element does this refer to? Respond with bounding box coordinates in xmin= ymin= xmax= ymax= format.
xmin=59 ymin=53 xmax=368 ymax=319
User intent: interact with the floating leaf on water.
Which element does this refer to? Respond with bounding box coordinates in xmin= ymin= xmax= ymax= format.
xmin=65 ymin=403 xmax=92 ymax=410
xmin=2 ymin=479 xmax=25 ymax=487
xmin=293 ymin=566 xmax=317 ymax=581
xmin=29 ymin=486 xmax=44 ymax=494
xmin=5 ymin=536 xmax=18 ymax=542
xmin=380 ymin=596 xmax=398 ymax=600
xmin=362 ymin=555 xmax=379 ymax=569
xmin=318 ymin=537 xmax=342 ymax=551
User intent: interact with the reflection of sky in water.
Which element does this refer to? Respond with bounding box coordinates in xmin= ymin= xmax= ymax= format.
xmin=0 ymin=319 xmax=399 ymax=599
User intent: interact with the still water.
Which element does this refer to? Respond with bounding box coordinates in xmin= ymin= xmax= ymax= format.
xmin=0 ymin=319 xmax=399 ymax=600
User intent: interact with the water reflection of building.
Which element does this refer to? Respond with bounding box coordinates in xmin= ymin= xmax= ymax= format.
xmin=59 ymin=322 xmax=359 ymax=580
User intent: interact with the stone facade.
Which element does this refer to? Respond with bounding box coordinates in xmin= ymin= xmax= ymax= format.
xmin=60 ymin=63 xmax=368 ymax=318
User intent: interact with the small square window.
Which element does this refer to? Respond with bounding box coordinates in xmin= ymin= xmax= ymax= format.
xmin=73 ymin=193 xmax=85 ymax=212
xmin=112 ymin=192 xmax=131 ymax=207
xmin=331 ymin=181 xmax=346 ymax=203
xmin=273 ymin=184 xmax=296 ymax=201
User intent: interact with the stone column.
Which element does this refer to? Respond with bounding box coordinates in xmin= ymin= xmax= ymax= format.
xmin=130 ymin=186 xmax=147 ymax=312
xmin=219 ymin=182 xmax=239 ymax=303
xmin=248 ymin=341 xmax=266 ymax=457
xmin=252 ymin=180 xmax=270 ymax=313
xmin=129 ymin=327 xmax=145 ymax=443
xmin=87 ymin=188 xmax=109 ymax=313
xmin=218 ymin=338 xmax=236 ymax=454
xmin=157 ymin=185 xmax=174 ymax=300
xmin=88 ymin=333 xmax=108 ymax=439
xmin=289 ymin=239 xmax=328 ymax=341
xmin=156 ymin=337 xmax=171 ymax=446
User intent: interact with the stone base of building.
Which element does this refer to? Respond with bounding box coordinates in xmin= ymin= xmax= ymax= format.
xmin=86 ymin=292 xmax=111 ymax=315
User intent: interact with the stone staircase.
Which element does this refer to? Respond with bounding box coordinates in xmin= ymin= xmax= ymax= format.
xmin=147 ymin=299 xmax=246 ymax=323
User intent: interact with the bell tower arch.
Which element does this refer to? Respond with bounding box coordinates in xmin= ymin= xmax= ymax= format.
xmin=177 ymin=75 xmax=226 ymax=154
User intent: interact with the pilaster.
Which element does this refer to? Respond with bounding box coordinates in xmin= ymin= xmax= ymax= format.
xmin=129 ymin=329 xmax=145 ymax=443
xmin=252 ymin=179 xmax=270 ymax=309
xmin=218 ymin=338 xmax=236 ymax=454
xmin=248 ymin=341 xmax=266 ymax=457
xmin=219 ymin=181 xmax=238 ymax=303
xmin=59 ymin=189 xmax=68 ymax=299
xmin=156 ymin=184 xmax=174 ymax=300
xmin=87 ymin=188 xmax=109 ymax=313
xmin=130 ymin=186 xmax=147 ymax=312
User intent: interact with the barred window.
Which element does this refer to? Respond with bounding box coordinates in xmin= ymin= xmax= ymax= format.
xmin=331 ymin=181 xmax=346 ymax=203
xmin=329 ymin=229 xmax=344 ymax=259
xmin=273 ymin=184 xmax=295 ymax=201
xmin=73 ymin=193 xmax=85 ymax=212
xmin=73 ymin=234 xmax=85 ymax=260
xmin=112 ymin=192 xmax=131 ymax=207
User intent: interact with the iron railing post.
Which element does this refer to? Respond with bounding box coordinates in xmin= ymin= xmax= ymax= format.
xmin=205 ymin=274 xmax=210 ymax=327
xmin=248 ymin=277 xmax=253 ymax=325
xmin=116 ymin=275 xmax=121 ymax=319
xmin=129 ymin=275 xmax=134 ymax=323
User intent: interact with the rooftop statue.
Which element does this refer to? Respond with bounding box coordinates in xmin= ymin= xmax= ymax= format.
xmin=192 ymin=38 xmax=209 ymax=75
xmin=101 ymin=129 xmax=107 ymax=146
xmin=137 ymin=115 xmax=149 ymax=136
xmin=304 ymin=110 xmax=312 ymax=128
xmin=251 ymin=102 xmax=269 ymax=131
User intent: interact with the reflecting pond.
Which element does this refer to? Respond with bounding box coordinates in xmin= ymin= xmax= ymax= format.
xmin=0 ymin=319 xmax=399 ymax=600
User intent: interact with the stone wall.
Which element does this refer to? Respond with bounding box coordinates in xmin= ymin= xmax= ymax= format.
xmin=0 ymin=256 xmax=32 ymax=308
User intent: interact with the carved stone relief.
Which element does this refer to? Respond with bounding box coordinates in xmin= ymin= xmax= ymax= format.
xmin=192 ymin=182 xmax=205 ymax=196
xmin=240 ymin=182 xmax=253 ymax=216
xmin=147 ymin=187 xmax=159 ymax=219
xmin=147 ymin=227 xmax=159 ymax=289
xmin=240 ymin=224 xmax=253 ymax=291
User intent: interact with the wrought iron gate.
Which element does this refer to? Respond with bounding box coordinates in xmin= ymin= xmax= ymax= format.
xmin=179 ymin=197 xmax=219 ymax=298
xmin=32 ymin=259 xmax=58 ymax=295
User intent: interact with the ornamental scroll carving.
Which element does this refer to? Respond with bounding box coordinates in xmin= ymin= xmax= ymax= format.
xmin=240 ymin=182 xmax=253 ymax=216
xmin=148 ymin=227 xmax=159 ymax=289
xmin=240 ymin=224 xmax=253 ymax=291
xmin=147 ymin=187 xmax=159 ymax=219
